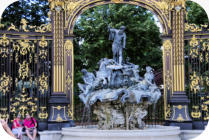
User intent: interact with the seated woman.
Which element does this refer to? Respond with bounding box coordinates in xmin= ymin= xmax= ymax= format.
xmin=23 ymin=113 xmax=37 ymax=140
xmin=12 ymin=114 xmax=23 ymax=140
xmin=0 ymin=118 xmax=16 ymax=139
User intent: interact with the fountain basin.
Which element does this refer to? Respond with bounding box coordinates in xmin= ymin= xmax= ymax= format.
xmin=61 ymin=125 xmax=181 ymax=140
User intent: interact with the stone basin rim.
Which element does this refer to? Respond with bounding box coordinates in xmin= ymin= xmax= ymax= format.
xmin=62 ymin=125 xmax=181 ymax=137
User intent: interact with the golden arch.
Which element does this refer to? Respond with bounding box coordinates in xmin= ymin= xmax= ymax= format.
xmin=65 ymin=0 xmax=172 ymax=35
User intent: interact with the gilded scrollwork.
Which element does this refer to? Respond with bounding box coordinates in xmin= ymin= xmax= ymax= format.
xmin=202 ymin=104 xmax=208 ymax=111
xmin=163 ymin=39 xmax=172 ymax=52
xmin=67 ymin=104 xmax=73 ymax=119
xmin=191 ymin=106 xmax=201 ymax=119
xmin=189 ymin=35 xmax=199 ymax=58
xmin=200 ymin=53 xmax=204 ymax=62
xmin=185 ymin=23 xmax=202 ymax=32
xmin=39 ymin=50 xmax=48 ymax=59
xmin=0 ymin=72 xmax=12 ymax=95
xmin=0 ymin=34 xmax=10 ymax=47
xmin=56 ymin=114 xmax=64 ymax=122
xmin=39 ymin=107 xmax=48 ymax=119
xmin=203 ymin=99 xmax=209 ymax=105
xmin=39 ymin=36 xmax=48 ymax=48
xmin=203 ymin=41 xmax=209 ymax=52
xmin=39 ymin=36 xmax=48 ymax=59
xmin=10 ymin=92 xmax=38 ymax=118
xmin=29 ymin=54 xmax=33 ymax=63
xmin=111 ymin=0 xmax=124 ymax=3
xmin=39 ymin=73 xmax=48 ymax=95
xmin=165 ymin=104 xmax=171 ymax=119
xmin=189 ymin=35 xmax=198 ymax=47
xmin=171 ymin=0 xmax=186 ymax=9
xmin=204 ymin=112 xmax=209 ymax=120
xmin=65 ymin=0 xmax=80 ymax=14
xmin=50 ymin=105 xmax=71 ymax=122
xmin=48 ymin=0 xmax=65 ymax=11
xmin=18 ymin=61 xmax=30 ymax=79
xmin=0 ymin=47 xmax=9 ymax=58
xmin=64 ymin=39 xmax=73 ymax=56
xmin=34 ymin=54 xmax=38 ymax=63
xmin=206 ymin=77 xmax=209 ymax=86
xmin=0 ymin=108 xmax=9 ymax=120
xmin=6 ymin=18 xmax=51 ymax=33
xmin=66 ymin=70 xmax=72 ymax=91
xmin=35 ymin=24 xmax=52 ymax=33
xmin=13 ymin=39 xmax=35 ymax=55
xmin=155 ymin=0 xmax=170 ymax=15
xmin=176 ymin=114 xmax=184 ymax=122
xmin=165 ymin=71 xmax=172 ymax=90
xmin=190 ymin=72 xmax=200 ymax=94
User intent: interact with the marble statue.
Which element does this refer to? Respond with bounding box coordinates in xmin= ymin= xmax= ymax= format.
xmin=108 ymin=26 xmax=126 ymax=65
xmin=78 ymin=26 xmax=161 ymax=130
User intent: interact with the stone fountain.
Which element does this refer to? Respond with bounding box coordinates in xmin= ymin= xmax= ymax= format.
xmin=61 ymin=26 xmax=181 ymax=140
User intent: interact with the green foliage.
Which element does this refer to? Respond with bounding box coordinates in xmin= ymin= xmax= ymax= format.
xmin=186 ymin=1 xmax=208 ymax=25
xmin=73 ymin=4 xmax=162 ymax=93
xmin=1 ymin=0 xmax=49 ymax=28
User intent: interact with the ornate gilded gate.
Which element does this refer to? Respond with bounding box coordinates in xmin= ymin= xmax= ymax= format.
xmin=0 ymin=18 xmax=54 ymax=130
xmin=0 ymin=0 xmax=208 ymax=130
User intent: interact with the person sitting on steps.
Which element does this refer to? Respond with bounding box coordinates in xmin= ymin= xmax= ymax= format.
xmin=23 ymin=113 xmax=37 ymax=140
xmin=12 ymin=113 xmax=23 ymax=140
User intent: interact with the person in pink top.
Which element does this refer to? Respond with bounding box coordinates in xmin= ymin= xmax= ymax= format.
xmin=23 ymin=113 xmax=37 ymax=140
xmin=12 ymin=114 xmax=23 ymax=139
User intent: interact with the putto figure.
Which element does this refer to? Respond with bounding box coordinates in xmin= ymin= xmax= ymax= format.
xmin=108 ymin=25 xmax=126 ymax=65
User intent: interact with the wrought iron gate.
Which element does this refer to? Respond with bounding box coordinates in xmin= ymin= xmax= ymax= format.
xmin=184 ymin=24 xmax=209 ymax=128
xmin=0 ymin=19 xmax=51 ymax=130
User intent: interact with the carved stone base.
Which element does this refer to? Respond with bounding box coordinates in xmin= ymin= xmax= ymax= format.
xmin=93 ymin=100 xmax=150 ymax=130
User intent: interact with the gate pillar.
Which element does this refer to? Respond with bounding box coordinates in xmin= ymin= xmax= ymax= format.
xmin=167 ymin=0 xmax=192 ymax=129
xmin=47 ymin=0 xmax=75 ymax=130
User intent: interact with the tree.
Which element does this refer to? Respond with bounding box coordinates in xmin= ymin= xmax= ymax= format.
xmin=186 ymin=1 xmax=208 ymax=25
xmin=73 ymin=4 xmax=162 ymax=93
xmin=1 ymin=0 xmax=49 ymax=28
